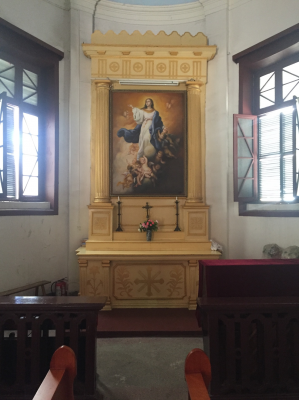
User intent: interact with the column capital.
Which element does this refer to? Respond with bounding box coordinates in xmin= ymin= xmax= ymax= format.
xmin=186 ymin=80 xmax=205 ymax=91
xmin=94 ymin=79 xmax=112 ymax=88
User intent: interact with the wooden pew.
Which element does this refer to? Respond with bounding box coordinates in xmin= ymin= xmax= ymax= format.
xmin=33 ymin=345 xmax=76 ymax=400
xmin=0 ymin=296 xmax=106 ymax=399
xmin=185 ymin=348 xmax=211 ymax=400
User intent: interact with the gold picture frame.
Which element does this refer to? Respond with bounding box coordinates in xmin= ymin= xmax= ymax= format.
xmin=110 ymin=90 xmax=187 ymax=196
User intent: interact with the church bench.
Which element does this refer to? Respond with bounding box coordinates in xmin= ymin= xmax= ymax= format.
xmin=197 ymin=260 xmax=299 ymax=399
xmin=0 ymin=280 xmax=50 ymax=296
xmin=33 ymin=345 xmax=76 ymax=400
xmin=0 ymin=296 xmax=106 ymax=400
xmin=185 ymin=348 xmax=211 ymax=400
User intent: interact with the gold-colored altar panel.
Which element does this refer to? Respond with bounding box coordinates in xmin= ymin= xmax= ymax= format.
xmin=97 ymin=58 xmax=204 ymax=80
xmin=113 ymin=262 xmax=186 ymax=300
xmin=90 ymin=209 xmax=113 ymax=239
xmin=184 ymin=207 xmax=209 ymax=241
xmin=77 ymin=249 xmax=221 ymax=309
xmin=117 ymin=203 xmax=179 ymax=232
xmin=86 ymin=261 xmax=103 ymax=296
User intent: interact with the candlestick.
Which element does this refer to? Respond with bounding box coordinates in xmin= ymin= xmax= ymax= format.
xmin=174 ymin=197 xmax=181 ymax=231
xmin=116 ymin=198 xmax=123 ymax=232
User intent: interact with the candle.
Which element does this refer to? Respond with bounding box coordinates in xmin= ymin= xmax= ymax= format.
xmin=118 ymin=196 xmax=120 ymax=202
xmin=176 ymin=197 xmax=178 ymax=201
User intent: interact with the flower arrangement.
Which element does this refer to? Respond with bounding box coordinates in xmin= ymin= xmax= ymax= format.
xmin=138 ymin=219 xmax=159 ymax=232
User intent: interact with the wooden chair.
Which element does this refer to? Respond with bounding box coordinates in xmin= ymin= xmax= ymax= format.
xmin=33 ymin=345 xmax=76 ymax=400
xmin=185 ymin=348 xmax=211 ymax=400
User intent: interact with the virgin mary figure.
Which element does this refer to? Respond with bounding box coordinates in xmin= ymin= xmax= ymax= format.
xmin=117 ymin=98 xmax=163 ymax=160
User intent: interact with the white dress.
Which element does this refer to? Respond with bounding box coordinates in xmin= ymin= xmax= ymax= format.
xmin=132 ymin=108 xmax=156 ymax=160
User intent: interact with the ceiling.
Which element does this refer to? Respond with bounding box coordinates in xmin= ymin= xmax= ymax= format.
xmin=109 ymin=0 xmax=197 ymax=5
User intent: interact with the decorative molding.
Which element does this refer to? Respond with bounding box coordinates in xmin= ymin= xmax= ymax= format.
xmin=94 ymin=0 xmax=205 ymax=25
xmin=92 ymin=211 xmax=111 ymax=235
xmin=69 ymin=0 xmax=205 ymax=24
xmin=83 ymin=30 xmax=216 ymax=81
xmin=113 ymin=263 xmax=186 ymax=300
xmin=90 ymin=29 xmax=208 ymax=46
xmin=43 ymin=0 xmax=70 ymax=10
xmin=43 ymin=0 xmax=251 ymax=18
xmin=229 ymin=0 xmax=252 ymax=10
xmin=201 ymin=0 xmax=228 ymax=15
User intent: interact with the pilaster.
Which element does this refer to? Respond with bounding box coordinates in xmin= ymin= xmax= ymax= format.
xmin=186 ymin=81 xmax=205 ymax=204
xmin=91 ymin=79 xmax=111 ymax=204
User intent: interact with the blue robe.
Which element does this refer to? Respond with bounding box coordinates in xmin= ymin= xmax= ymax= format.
xmin=117 ymin=110 xmax=164 ymax=150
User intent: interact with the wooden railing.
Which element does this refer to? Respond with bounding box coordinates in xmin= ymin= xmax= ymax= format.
xmin=185 ymin=348 xmax=211 ymax=400
xmin=33 ymin=346 xmax=76 ymax=400
xmin=0 ymin=296 xmax=106 ymax=399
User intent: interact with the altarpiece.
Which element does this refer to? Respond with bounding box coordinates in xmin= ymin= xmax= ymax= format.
xmin=78 ymin=30 xmax=220 ymax=310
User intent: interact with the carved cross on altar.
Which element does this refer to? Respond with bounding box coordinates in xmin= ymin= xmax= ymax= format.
xmin=142 ymin=202 xmax=152 ymax=219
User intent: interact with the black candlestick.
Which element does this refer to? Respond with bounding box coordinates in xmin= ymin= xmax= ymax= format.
xmin=174 ymin=198 xmax=181 ymax=231
xmin=116 ymin=200 xmax=123 ymax=231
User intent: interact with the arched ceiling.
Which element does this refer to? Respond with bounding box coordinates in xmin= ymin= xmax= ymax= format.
xmin=109 ymin=0 xmax=197 ymax=5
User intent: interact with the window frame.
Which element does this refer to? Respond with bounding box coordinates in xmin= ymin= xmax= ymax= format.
xmin=233 ymin=23 xmax=299 ymax=217
xmin=0 ymin=17 xmax=63 ymax=215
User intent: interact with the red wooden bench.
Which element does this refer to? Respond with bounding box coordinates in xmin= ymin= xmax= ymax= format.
xmin=185 ymin=348 xmax=211 ymax=400
xmin=33 ymin=346 xmax=76 ymax=400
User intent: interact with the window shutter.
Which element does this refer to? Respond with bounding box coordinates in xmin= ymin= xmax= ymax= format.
xmin=233 ymin=114 xmax=258 ymax=202
xmin=258 ymin=105 xmax=296 ymax=202
xmin=0 ymin=92 xmax=7 ymax=198
xmin=6 ymin=103 xmax=16 ymax=198
xmin=295 ymin=99 xmax=299 ymax=197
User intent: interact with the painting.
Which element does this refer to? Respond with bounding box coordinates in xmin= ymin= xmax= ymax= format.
xmin=110 ymin=90 xmax=186 ymax=196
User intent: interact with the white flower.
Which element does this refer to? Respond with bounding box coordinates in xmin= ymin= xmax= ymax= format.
xmin=138 ymin=228 xmax=141 ymax=232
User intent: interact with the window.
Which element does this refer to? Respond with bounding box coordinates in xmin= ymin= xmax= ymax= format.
xmin=233 ymin=23 xmax=299 ymax=216
xmin=0 ymin=18 xmax=63 ymax=215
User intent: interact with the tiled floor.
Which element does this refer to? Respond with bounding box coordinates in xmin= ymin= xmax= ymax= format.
xmin=97 ymin=336 xmax=204 ymax=400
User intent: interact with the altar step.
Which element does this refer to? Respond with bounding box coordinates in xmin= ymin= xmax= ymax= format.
xmin=97 ymin=308 xmax=201 ymax=337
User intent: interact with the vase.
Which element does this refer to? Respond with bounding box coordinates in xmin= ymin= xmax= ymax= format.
xmin=146 ymin=230 xmax=152 ymax=241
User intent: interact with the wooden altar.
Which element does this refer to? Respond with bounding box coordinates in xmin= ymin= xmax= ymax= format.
xmin=77 ymin=31 xmax=220 ymax=310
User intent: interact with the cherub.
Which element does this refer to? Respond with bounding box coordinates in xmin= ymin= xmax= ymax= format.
xmin=127 ymin=143 xmax=139 ymax=155
xmin=162 ymin=145 xmax=177 ymax=159
xmin=135 ymin=156 xmax=156 ymax=187
xmin=117 ymin=172 xmax=134 ymax=189
xmin=154 ymin=150 xmax=166 ymax=165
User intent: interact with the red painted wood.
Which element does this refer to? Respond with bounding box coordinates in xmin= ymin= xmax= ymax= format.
xmin=185 ymin=348 xmax=211 ymax=400
xmin=33 ymin=346 xmax=76 ymax=400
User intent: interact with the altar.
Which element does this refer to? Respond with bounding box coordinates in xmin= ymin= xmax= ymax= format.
xmin=77 ymin=30 xmax=220 ymax=310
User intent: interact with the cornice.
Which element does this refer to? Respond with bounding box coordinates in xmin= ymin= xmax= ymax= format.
xmin=43 ymin=0 xmax=70 ymax=10
xmin=44 ymin=0 xmax=250 ymax=19
xmin=70 ymin=0 xmax=205 ymax=24
xmin=90 ymin=29 xmax=208 ymax=46
xmin=229 ymin=0 xmax=251 ymax=10
xmin=82 ymin=30 xmax=217 ymax=82
xmin=200 ymin=0 xmax=228 ymax=15
xmin=70 ymin=0 xmax=95 ymax=13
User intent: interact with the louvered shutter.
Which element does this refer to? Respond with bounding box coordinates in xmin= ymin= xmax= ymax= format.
xmin=6 ymin=103 xmax=16 ymax=198
xmin=258 ymin=106 xmax=296 ymax=202
xmin=233 ymin=114 xmax=258 ymax=202
xmin=0 ymin=92 xmax=7 ymax=198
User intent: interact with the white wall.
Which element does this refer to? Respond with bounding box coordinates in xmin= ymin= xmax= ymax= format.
xmin=226 ymin=0 xmax=299 ymax=258
xmin=0 ymin=0 xmax=70 ymax=293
